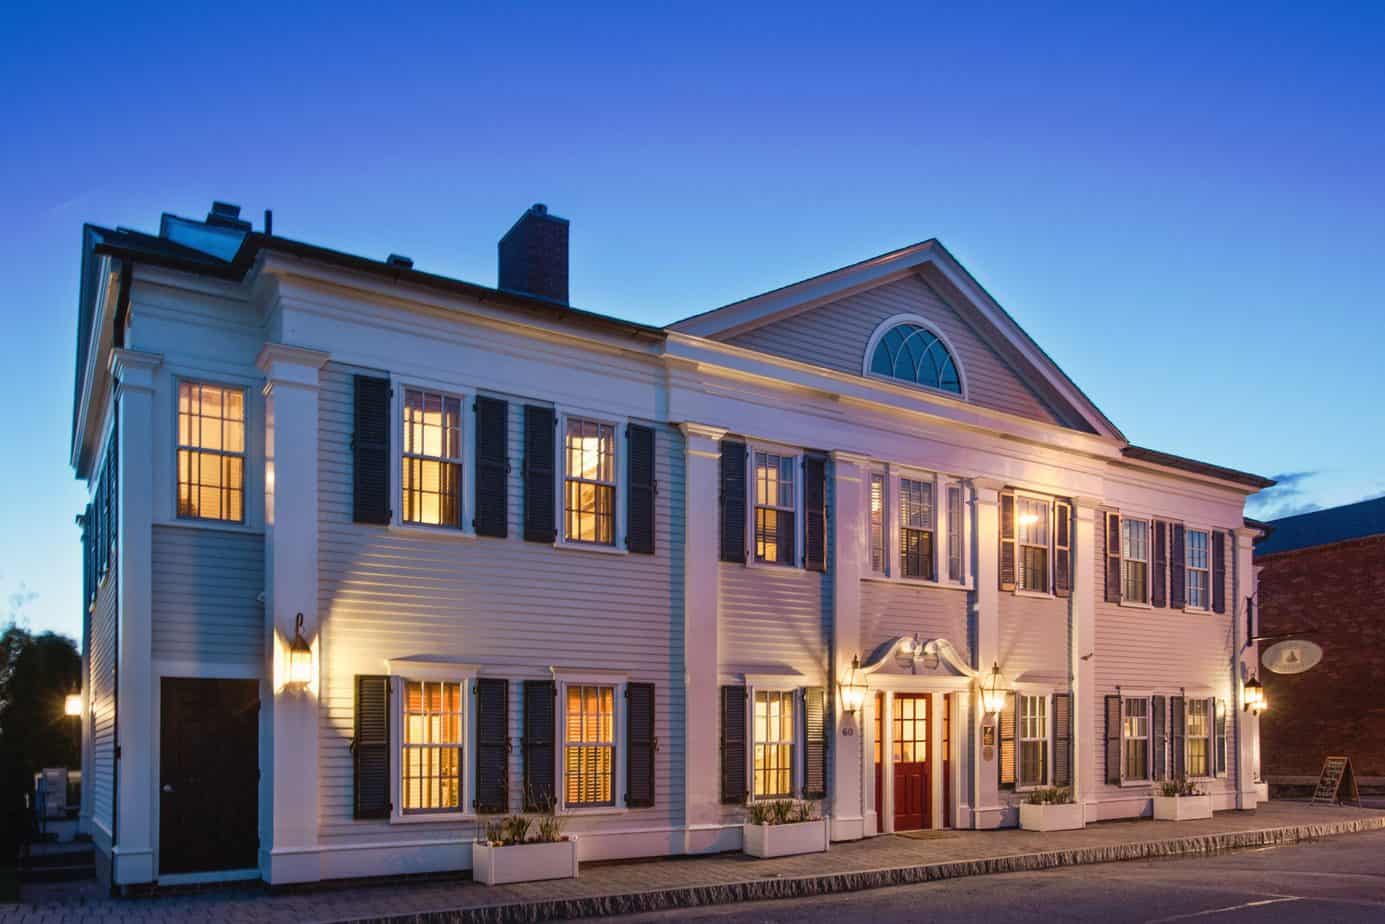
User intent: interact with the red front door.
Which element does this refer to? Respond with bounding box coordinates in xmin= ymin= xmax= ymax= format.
xmin=892 ymin=693 xmax=931 ymax=831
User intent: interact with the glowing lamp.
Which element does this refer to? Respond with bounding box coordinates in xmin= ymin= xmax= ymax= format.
xmin=1243 ymin=676 xmax=1267 ymax=715
xmin=839 ymin=655 xmax=868 ymax=715
xmin=1018 ymin=512 xmax=1040 ymax=527
xmin=980 ymin=662 xmax=1008 ymax=715
xmin=288 ymin=612 xmax=314 ymax=689
xmin=64 ymin=693 xmax=82 ymax=717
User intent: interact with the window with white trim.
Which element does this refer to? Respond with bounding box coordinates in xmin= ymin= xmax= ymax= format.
xmin=400 ymin=680 xmax=464 ymax=813
xmin=898 ymin=477 xmax=935 ymax=580
xmin=869 ymin=472 xmax=886 ymax=575
xmin=1121 ymin=519 xmax=1150 ymax=604
xmin=1186 ymin=529 xmax=1210 ymax=610
xmin=753 ymin=451 xmax=796 ymax=565
xmin=564 ymin=684 xmax=616 ymax=807
xmin=947 ymin=484 xmax=964 ymax=583
xmin=1017 ymin=497 xmax=1051 ymax=594
xmin=401 ymin=388 xmax=464 ymax=527
xmin=1019 ymin=694 xmax=1048 ymax=786
xmin=177 ymin=381 xmax=246 ymax=522
xmin=563 ymin=418 xmax=617 ymax=545
xmin=1186 ymin=698 xmax=1212 ymax=777
xmin=753 ymin=690 xmax=795 ymax=798
xmin=1122 ymin=696 xmax=1150 ymax=781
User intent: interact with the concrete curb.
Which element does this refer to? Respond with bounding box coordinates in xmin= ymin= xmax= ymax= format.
xmin=350 ymin=816 xmax=1385 ymax=924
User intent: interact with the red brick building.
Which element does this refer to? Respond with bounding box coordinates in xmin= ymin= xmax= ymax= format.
xmin=1255 ymin=497 xmax=1385 ymax=780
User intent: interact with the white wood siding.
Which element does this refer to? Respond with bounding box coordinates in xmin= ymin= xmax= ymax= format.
xmin=725 ymin=275 xmax=1062 ymax=425
xmin=859 ymin=580 xmax=969 ymax=662
xmin=718 ymin=564 xmax=829 ymax=680
xmin=89 ymin=577 xmax=117 ymax=835
xmin=151 ymin=525 xmax=265 ymax=667
xmin=997 ymin=592 xmax=1068 ymax=686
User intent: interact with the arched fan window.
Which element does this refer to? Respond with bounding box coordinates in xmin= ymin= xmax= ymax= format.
xmin=868 ymin=322 xmax=962 ymax=394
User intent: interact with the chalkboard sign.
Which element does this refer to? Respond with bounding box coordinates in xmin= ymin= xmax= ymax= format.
xmin=1311 ymin=756 xmax=1361 ymax=807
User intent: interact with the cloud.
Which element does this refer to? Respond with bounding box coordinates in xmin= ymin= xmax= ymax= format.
xmin=6 ymin=582 xmax=39 ymax=628
xmin=1246 ymin=470 xmax=1324 ymax=520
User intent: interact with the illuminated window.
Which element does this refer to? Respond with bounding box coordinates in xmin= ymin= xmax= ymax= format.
xmin=1019 ymin=695 xmax=1047 ymax=786
xmin=869 ymin=473 xmax=886 ymax=574
xmin=1186 ymin=530 xmax=1210 ymax=609
xmin=898 ymin=478 xmax=934 ymax=580
xmin=1123 ymin=697 xmax=1150 ymax=781
xmin=754 ymin=452 xmax=796 ymax=564
xmin=1186 ymin=698 xmax=1212 ymax=777
xmin=868 ymin=322 xmax=961 ymax=394
xmin=947 ymin=484 xmax=964 ymax=583
xmin=565 ymin=685 xmax=615 ymax=807
xmin=564 ymin=418 xmax=616 ymax=545
xmin=1121 ymin=519 xmax=1150 ymax=603
xmin=177 ymin=381 xmax=246 ymax=522
xmin=402 ymin=389 xmax=463 ymax=527
xmin=1018 ymin=498 xmax=1051 ymax=594
xmin=401 ymin=680 xmax=463 ymax=813
xmin=753 ymin=690 xmax=794 ymax=798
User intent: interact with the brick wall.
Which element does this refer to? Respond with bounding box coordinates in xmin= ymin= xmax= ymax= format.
xmin=1257 ymin=533 xmax=1385 ymax=777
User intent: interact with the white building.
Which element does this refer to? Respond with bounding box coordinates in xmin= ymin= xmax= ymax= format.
xmin=70 ymin=201 xmax=1272 ymax=891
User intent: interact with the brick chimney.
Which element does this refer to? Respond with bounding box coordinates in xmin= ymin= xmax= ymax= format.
xmin=498 ymin=203 xmax=569 ymax=304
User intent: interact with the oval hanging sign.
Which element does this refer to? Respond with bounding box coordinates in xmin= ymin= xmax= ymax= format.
xmin=1262 ymin=639 xmax=1323 ymax=675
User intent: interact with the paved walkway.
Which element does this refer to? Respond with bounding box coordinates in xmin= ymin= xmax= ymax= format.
xmin=4 ymin=802 xmax=1381 ymax=923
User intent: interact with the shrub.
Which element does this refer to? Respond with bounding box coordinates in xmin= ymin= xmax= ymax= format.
xmin=747 ymin=799 xmax=819 ymax=825
xmin=1157 ymin=776 xmax=1206 ymax=798
xmin=1023 ymin=786 xmax=1074 ymax=805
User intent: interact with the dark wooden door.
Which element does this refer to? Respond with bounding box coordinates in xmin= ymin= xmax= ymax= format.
xmin=873 ymin=692 xmax=884 ymax=821
xmin=160 ymin=678 xmax=260 ymax=875
xmin=892 ymin=693 xmax=930 ymax=831
xmin=942 ymin=692 xmax=953 ymax=828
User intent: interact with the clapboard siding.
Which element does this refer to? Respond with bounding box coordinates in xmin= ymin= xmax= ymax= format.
xmin=317 ymin=363 xmax=685 ymax=845
xmin=89 ymin=578 xmax=117 ymax=834
xmin=151 ymin=526 xmax=264 ymax=666
xmin=997 ymin=592 xmax=1069 ymax=685
xmin=1093 ymin=512 xmax=1236 ymax=795
xmin=859 ymin=580 xmax=969 ymax=663
xmin=718 ymin=564 xmax=829 ymax=680
xmin=726 ymin=275 xmax=1061 ymax=425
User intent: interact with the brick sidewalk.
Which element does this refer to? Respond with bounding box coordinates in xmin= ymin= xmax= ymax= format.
xmin=5 ymin=802 xmax=1382 ymax=923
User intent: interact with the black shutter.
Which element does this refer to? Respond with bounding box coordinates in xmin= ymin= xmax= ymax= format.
xmin=1105 ymin=694 xmax=1122 ymax=785
xmin=1170 ymin=695 xmax=1186 ymax=780
xmin=474 ymin=678 xmax=509 ymax=813
xmin=1212 ymin=531 xmax=1227 ymax=614
xmin=999 ymin=491 xmax=1017 ymax=591
xmin=719 ymin=441 xmax=747 ymax=564
xmin=352 ymin=375 xmax=391 ymax=525
xmin=1152 ymin=521 xmax=1168 ymax=608
xmin=473 ymin=396 xmax=509 ymax=537
xmin=1054 ymin=500 xmax=1072 ymax=598
xmin=776 ymin=508 xmax=795 ymax=565
xmin=626 ymin=424 xmax=656 ymax=554
xmin=998 ymin=692 xmax=1016 ymax=789
xmin=523 ymin=405 xmax=557 ymax=543
xmin=522 ymin=680 xmax=556 ymax=811
xmin=1170 ymin=524 xmax=1186 ymax=609
xmin=1215 ymin=698 xmax=1228 ymax=777
xmin=1052 ymin=692 xmax=1072 ymax=787
xmin=81 ymin=505 xmax=93 ymax=606
xmin=1105 ymin=512 xmax=1123 ymax=603
xmin=626 ymin=683 xmax=656 ymax=807
xmin=802 ymin=687 xmax=827 ymax=799
xmin=803 ymin=456 xmax=827 ymax=572
xmin=1151 ymin=695 xmax=1167 ymax=781
xmin=353 ymin=675 xmax=391 ymax=819
xmin=720 ymin=685 xmax=747 ymax=803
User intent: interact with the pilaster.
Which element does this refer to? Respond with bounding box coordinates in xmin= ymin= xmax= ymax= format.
xmin=1071 ymin=497 xmax=1101 ymax=820
xmin=970 ymin=479 xmax=1002 ymax=828
xmin=828 ymin=451 xmax=868 ymax=841
xmin=1233 ymin=527 xmax=1260 ymax=808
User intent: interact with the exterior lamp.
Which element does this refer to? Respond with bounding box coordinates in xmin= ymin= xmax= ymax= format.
xmin=980 ymin=662 xmax=1008 ymax=715
xmin=839 ymin=655 xmax=868 ymax=715
xmin=288 ymin=612 xmax=314 ymax=689
xmin=1243 ymin=676 xmax=1267 ymax=715
xmin=64 ymin=692 xmax=82 ymax=717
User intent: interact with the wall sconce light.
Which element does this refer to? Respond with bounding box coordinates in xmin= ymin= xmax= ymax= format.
xmin=839 ymin=655 xmax=868 ymax=715
xmin=288 ymin=612 xmax=314 ymax=690
xmin=64 ymin=692 xmax=82 ymax=717
xmin=1243 ymin=676 xmax=1267 ymax=715
xmin=980 ymin=661 xmax=1008 ymax=715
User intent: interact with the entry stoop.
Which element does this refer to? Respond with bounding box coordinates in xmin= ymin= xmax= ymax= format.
xmin=19 ymin=842 xmax=96 ymax=883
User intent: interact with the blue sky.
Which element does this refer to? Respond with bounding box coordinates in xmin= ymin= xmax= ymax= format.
xmin=2 ymin=1 xmax=1382 ymax=640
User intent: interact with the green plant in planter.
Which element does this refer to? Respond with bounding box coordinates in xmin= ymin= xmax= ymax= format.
xmin=1023 ymin=786 xmax=1074 ymax=805
xmin=1157 ymin=776 xmax=1206 ymax=797
xmin=503 ymin=814 xmax=534 ymax=844
xmin=747 ymin=799 xmax=819 ymax=825
xmin=481 ymin=818 xmax=508 ymax=845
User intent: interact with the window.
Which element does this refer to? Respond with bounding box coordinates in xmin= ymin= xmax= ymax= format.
xmin=869 ymin=472 xmax=886 ymax=574
xmin=898 ymin=478 xmax=934 ymax=580
xmin=402 ymin=388 xmax=463 ymax=527
xmin=401 ymin=680 xmax=463 ymax=813
xmin=1186 ymin=529 xmax=1210 ymax=609
xmin=947 ymin=484 xmax=964 ymax=583
xmin=564 ymin=418 xmax=616 ymax=545
xmin=868 ymin=322 xmax=962 ymax=394
xmin=1019 ymin=695 xmax=1048 ymax=786
xmin=177 ymin=381 xmax=246 ymax=522
xmin=753 ymin=452 xmax=796 ymax=564
xmin=1186 ymin=698 xmax=1212 ymax=777
xmin=1123 ymin=697 xmax=1150 ymax=781
xmin=1121 ymin=519 xmax=1150 ymax=603
xmin=1017 ymin=497 xmax=1051 ymax=593
xmin=565 ymin=685 xmax=615 ymax=807
xmin=753 ymin=690 xmax=794 ymax=798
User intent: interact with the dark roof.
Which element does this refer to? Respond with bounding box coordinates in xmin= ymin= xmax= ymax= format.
xmin=1121 ymin=445 xmax=1276 ymax=491
xmin=1254 ymin=495 xmax=1385 ymax=557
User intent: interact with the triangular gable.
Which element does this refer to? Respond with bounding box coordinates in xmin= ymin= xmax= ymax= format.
xmin=669 ymin=240 xmax=1124 ymax=440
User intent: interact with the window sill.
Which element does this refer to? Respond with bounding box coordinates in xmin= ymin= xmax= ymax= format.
xmin=1014 ymin=589 xmax=1056 ymax=600
xmin=1182 ymin=606 xmax=1211 ymax=615
xmin=554 ymin=540 xmax=627 ymax=556
xmin=1119 ymin=779 xmax=1154 ymax=789
xmin=390 ymin=811 xmax=474 ymax=825
xmin=1118 ymin=600 xmax=1153 ymax=610
xmin=747 ymin=559 xmax=811 ymax=574
xmin=861 ymin=574 xmax=970 ymax=592
xmin=159 ymin=518 xmax=263 ymax=536
xmin=388 ymin=523 xmax=476 ymax=541
xmin=560 ymin=804 xmax=626 ymax=817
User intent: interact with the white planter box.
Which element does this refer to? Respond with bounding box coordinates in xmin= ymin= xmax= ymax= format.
xmin=1255 ymin=781 xmax=1270 ymax=803
xmin=471 ymin=838 xmax=578 ymax=885
xmin=743 ymin=819 xmax=830 ymax=858
xmin=1019 ymin=801 xmax=1085 ymax=832
xmin=1153 ymin=794 xmax=1213 ymax=821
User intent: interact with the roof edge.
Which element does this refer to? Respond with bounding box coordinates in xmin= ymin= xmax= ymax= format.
xmin=1121 ymin=445 xmax=1276 ymax=491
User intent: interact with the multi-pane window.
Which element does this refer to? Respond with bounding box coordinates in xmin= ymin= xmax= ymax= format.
xmin=1186 ymin=698 xmax=1212 ymax=777
xmin=564 ymin=418 xmax=616 ymax=544
xmin=870 ymin=473 xmax=886 ymax=574
xmin=565 ymin=685 xmax=615 ymax=806
xmin=1017 ymin=498 xmax=1051 ymax=593
xmin=1121 ymin=519 xmax=1150 ymax=603
xmin=753 ymin=690 xmax=794 ymax=798
xmin=754 ymin=452 xmax=796 ymax=565
xmin=402 ymin=389 xmax=463 ymax=527
xmin=947 ymin=484 xmax=964 ymax=583
xmin=1019 ymin=695 xmax=1048 ymax=786
xmin=177 ymin=381 xmax=246 ymax=522
xmin=892 ymin=694 xmax=927 ymax=763
xmin=1186 ymin=529 xmax=1210 ymax=609
xmin=401 ymin=681 xmax=463 ymax=813
xmin=1123 ymin=697 xmax=1150 ymax=780
xmin=898 ymin=478 xmax=934 ymax=580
